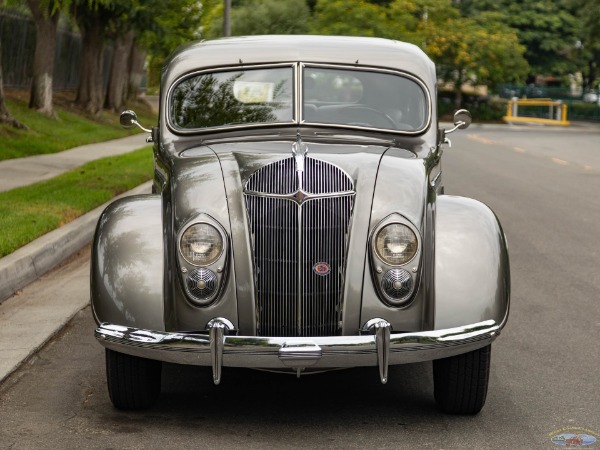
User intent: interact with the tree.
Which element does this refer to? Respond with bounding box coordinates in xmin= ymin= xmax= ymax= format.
xmin=455 ymin=0 xmax=579 ymax=79
xmin=71 ymin=0 xmax=113 ymax=115
xmin=104 ymin=29 xmax=134 ymax=112
xmin=0 ymin=37 xmax=26 ymax=128
xmin=309 ymin=0 xmax=529 ymax=106
xmin=26 ymin=0 xmax=60 ymax=117
xmin=138 ymin=0 xmax=202 ymax=94
xmin=569 ymin=0 xmax=600 ymax=89
xmin=310 ymin=0 xmax=390 ymax=37
xmin=231 ymin=0 xmax=310 ymax=36
xmin=425 ymin=14 xmax=529 ymax=106
xmin=201 ymin=0 xmax=309 ymax=39
xmin=102 ymin=0 xmax=136 ymax=112
xmin=0 ymin=0 xmax=25 ymax=128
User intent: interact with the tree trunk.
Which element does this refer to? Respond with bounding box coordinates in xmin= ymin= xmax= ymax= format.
xmin=75 ymin=17 xmax=106 ymax=115
xmin=27 ymin=0 xmax=59 ymax=117
xmin=454 ymin=69 xmax=464 ymax=110
xmin=104 ymin=30 xmax=134 ymax=112
xmin=127 ymin=44 xmax=146 ymax=103
xmin=587 ymin=59 xmax=596 ymax=90
xmin=0 ymin=37 xmax=27 ymax=129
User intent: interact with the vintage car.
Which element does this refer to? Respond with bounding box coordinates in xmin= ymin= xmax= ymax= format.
xmin=91 ymin=35 xmax=510 ymax=414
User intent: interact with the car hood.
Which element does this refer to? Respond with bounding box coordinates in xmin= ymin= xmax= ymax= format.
xmin=178 ymin=139 xmax=428 ymax=227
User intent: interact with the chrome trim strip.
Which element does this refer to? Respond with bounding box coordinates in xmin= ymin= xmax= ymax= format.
xmin=166 ymin=62 xmax=432 ymax=136
xmin=95 ymin=320 xmax=500 ymax=373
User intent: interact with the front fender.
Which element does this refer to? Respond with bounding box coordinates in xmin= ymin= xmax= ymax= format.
xmin=91 ymin=195 xmax=165 ymax=331
xmin=434 ymin=196 xmax=510 ymax=329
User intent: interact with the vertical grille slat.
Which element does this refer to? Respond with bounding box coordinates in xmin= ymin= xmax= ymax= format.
xmin=245 ymin=156 xmax=354 ymax=337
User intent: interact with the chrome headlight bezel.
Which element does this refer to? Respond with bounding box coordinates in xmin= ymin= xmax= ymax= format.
xmin=177 ymin=215 xmax=229 ymax=307
xmin=369 ymin=215 xmax=422 ymax=307
xmin=179 ymin=222 xmax=224 ymax=267
xmin=374 ymin=223 xmax=419 ymax=266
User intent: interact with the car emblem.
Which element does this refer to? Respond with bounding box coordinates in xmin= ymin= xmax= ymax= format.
xmin=313 ymin=262 xmax=331 ymax=276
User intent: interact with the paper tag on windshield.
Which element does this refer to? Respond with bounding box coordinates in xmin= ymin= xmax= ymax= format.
xmin=233 ymin=81 xmax=274 ymax=103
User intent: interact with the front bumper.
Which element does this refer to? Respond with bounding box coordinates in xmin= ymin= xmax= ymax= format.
xmin=95 ymin=318 xmax=500 ymax=385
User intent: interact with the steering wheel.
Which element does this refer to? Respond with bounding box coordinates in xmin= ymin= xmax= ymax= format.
xmin=342 ymin=105 xmax=397 ymax=129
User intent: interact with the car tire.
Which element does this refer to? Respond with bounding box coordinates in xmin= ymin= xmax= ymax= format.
xmin=105 ymin=349 xmax=162 ymax=410
xmin=433 ymin=344 xmax=491 ymax=414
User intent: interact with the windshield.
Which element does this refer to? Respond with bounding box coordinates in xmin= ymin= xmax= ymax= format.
xmin=171 ymin=67 xmax=294 ymax=129
xmin=169 ymin=64 xmax=429 ymax=133
xmin=303 ymin=66 xmax=428 ymax=132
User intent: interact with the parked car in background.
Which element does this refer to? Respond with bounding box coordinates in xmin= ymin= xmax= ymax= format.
xmin=582 ymin=90 xmax=599 ymax=104
xmin=91 ymin=35 xmax=510 ymax=414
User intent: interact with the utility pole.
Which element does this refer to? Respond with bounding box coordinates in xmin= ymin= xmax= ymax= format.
xmin=223 ymin=0 xmax=231 ymax=37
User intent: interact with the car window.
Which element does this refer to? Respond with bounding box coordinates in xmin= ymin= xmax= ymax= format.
xmin=303 ymin=67 xmax=428 ymax=132
xmin=171 ymin=67 xmax=294 ymax=130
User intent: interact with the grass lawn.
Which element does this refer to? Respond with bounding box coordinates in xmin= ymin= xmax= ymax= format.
xmin=0 ymin=147 xmax=153 ymax=257
xmin=0 ymin=92 xmax=156 ymax=161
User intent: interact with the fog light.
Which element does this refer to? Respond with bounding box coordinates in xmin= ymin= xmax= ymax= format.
xmin=381 ymin=269 xmax=413 ymax=303
xmin=186 ymin=268 xmax=218 ymax=304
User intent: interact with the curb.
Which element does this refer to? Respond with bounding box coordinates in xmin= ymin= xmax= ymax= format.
xmin=0 ymin=181 xmax=153 ymax=304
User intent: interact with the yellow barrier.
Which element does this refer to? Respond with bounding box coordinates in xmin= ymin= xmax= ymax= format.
xmin=503 ymin=98 xmax=570 ymax=126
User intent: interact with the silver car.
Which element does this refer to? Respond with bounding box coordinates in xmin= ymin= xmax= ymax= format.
xmin=92 ymin=35 xmax=510 ymax=414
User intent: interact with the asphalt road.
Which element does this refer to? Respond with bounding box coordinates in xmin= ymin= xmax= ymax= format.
xmin=1 ymin=125 xmax=599 ymax=449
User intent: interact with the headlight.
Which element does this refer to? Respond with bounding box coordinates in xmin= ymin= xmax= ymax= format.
xmin=374 ymin=223 xmax=418 ymax=265
xmin=180 ymin=223 xmax=223 ymax=266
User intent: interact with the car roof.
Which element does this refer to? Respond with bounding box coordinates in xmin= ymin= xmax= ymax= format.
xmin=161 ymin=35 xmax=436 ymax=90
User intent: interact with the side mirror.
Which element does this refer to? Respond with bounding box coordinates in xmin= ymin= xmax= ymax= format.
xmin=453 ymin=109 xmax=472 ymax=130
xmin=120 ymin=110 xmax=138 ymax=128
xmin=120 ymin=109 xmax=152 ymax=135
xmin=445 ymin=109 xmax=472 ymax=135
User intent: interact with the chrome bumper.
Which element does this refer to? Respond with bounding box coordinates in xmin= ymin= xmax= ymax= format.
xmin=95 ymin=318 xmax=500 ymax=385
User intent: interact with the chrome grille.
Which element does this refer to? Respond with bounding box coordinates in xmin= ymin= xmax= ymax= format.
xmin=245 ymin=156 xmax=354 ymax=337
xmin=304 ymin=157 xmax=353 ymax=194
xmin=245 ymin=157 xmax=297 ymax=194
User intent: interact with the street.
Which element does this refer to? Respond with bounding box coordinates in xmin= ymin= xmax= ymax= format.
xmin=1 ymin=125 xmax=599 ymax=449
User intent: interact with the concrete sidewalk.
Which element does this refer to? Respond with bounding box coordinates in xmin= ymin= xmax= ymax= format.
xmin=0 ymin=133 xmax=149 ymax=192
xmin=0 ymin=124 xmax=153 ymax=382
xmin=0 ymin=181 xmax=151 ymax=383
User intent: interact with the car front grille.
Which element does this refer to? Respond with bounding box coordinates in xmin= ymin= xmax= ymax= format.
xmin=245 ymin=157 xmax=354 ymax=337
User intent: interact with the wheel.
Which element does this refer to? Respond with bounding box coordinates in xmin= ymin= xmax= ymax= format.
xmin=433 ymin=344 xmax=491 ymax=414
xmin=105 ymin=349 xmax=162 ymax=410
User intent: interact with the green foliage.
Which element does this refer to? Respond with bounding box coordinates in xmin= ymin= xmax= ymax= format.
xmin=425 ymin=14 xmax=529 ymax=90
xmin=137 ymin=0 xmax=202 ymax=58
xmin=568 ymin=101 xmax=600 ymax=121
xmin=568 ymin=0 xmax=600 ymax=89
xmin=309 ymin=0 xmax=528 ymax=102
xmin=231 ymin=0 xmax=310 ymax=36
xmin=0 ymin=95 xmax=155 ymax=160
xmin=203 ymin=0 xmax=310 ymax=38
xmin=438 ymin=91 xmax=507 ymax=122
xmin=310 ymin=0 xmax=389 ymax=37
xmin=0 ymin=147 xmax=152 ymax=257
xmin=456 ymin=0 xmax=579 ymax=77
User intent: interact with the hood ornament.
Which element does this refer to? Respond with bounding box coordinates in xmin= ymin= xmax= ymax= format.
xmin=292 ymin=132 xmax=308 ymax=200
xmin=291 ymin=132 xmax=308 ymax=173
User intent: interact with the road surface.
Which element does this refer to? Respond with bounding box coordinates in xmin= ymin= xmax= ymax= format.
xmin=1 ymin=125 xmax=599 ymax=449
